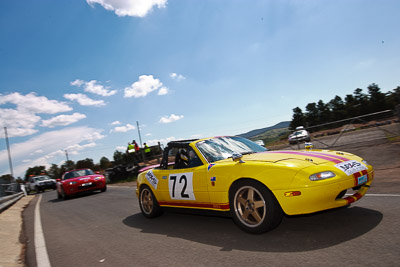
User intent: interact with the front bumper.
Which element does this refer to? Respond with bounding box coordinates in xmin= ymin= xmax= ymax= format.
xmin=274 ymin=169 xmax=374 ymax=215
xmin=65 ymin=180 xmax=106 ymax=195
xmin=38 ymin=182 xmax=56 ymax=190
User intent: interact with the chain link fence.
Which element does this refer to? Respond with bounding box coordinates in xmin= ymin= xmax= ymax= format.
xmin=271 ymin=109 xmax=400 ymax=150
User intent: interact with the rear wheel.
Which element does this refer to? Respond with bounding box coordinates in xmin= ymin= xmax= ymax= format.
xmin=139 ymin=185 xmax=163 ymax=218
xmin=230 ymin=180 xmax=283 ymax=234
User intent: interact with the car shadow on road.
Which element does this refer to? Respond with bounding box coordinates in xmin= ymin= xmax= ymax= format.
xmin=48 ymin=191 xmax=102 ymax=203
xmin=123 ymin=206 xmax=382 ymax=252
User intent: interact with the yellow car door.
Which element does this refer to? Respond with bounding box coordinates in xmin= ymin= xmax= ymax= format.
xmin=152 ymin=165 xmax=210 ymax=208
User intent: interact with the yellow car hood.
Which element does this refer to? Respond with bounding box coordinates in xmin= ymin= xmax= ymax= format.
xmin=244 ymin=150 xmax=356 ymax=165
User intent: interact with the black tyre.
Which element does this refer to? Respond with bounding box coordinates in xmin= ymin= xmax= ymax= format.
xmin=60 ymin=187 xmax=69 ymax=200
xmin=230 ymin=180 xmax=283 ymax=234
xmin=101 ymin=185 xmax=107 ymax=192
xmin=139 ymin=185 xmax=163 ymax=218
xmin=35 ymin=186 xmax=40 ymax=194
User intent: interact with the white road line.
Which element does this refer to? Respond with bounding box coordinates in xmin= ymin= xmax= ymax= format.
xmin=34 ymin=194 xmax=51 ymax=267
xmin=365 ymin=193 xmax=400 ymax=197
xmin=345 ymin=193 xmax=400 ymax=197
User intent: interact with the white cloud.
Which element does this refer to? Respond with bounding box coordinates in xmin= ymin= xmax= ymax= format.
xmin=158 ymin=87 xmax=169 ymax=95
xmin=64 ymin=142 xmax=97 ymax=155
xmin=41 ymin=113 xmax=87 ymax=128
xmin=146 ymin=136 xmax=176 ymax=146
xmin=116 ymin=146 xmax=126 ymax=151
xmin=110 ymin=123 xmax=136 ymax=133
xmin=86 ymin=0 xmax=167 ymax=18
xmin=0 ymin=108 xmax=41 ymax=137
xmin=124 ymin=75 xmax=168 ymax=98
xmin=0 ymin=126 xmax=105 ymax=177
xmin=0 ymin=92 xmax=73 ymax=138
xmin=159 ymin=114 xmax=184 ymax=124
xmin=170 ymin=73 xmax=186 ymax=81
xmin=70 ymin=79 xmax=117 ymax=96
xmin=111 ymin=121 xmax=121 ymax=125
xmin=64 ymin=93 xmax=106 ymax=107
xmin=0 ymin=92 xmax=72 ymax=114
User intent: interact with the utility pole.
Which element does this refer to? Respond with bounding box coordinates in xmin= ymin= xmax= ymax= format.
xmin=136 ymin=121 xmax=145 ymax=162
xmin=136 ymin=121 xmax=143 ymax=147
xmin=4 ymin=127 xmax=14 ymax=178
xmin=65 ymin=150 xmax=69 ymax=161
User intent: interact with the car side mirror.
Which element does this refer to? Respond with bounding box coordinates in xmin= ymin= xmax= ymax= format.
xmin=232 ymin=152 xmax=245 ymax=163
xmin=95 ymin=171 xmax=100 ymax=174
xmin=56 ymin=179 xmax=61 ymax=182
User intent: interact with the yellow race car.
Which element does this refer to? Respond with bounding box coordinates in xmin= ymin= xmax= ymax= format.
xmin=136 ymin=136 xmax=374 ymax=234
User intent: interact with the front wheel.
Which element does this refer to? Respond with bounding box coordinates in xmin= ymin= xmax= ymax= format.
xmin=60 ymin=187 xmax=69 ymax=200
xmin=139 ymin=185 xmax=163 ymax=218
xmin=101 ymin=185 xmax=107 ymax=192
xmin=230 ymin=180 xmax=283 ymax=234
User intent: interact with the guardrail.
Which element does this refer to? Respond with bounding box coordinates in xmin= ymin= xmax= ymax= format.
xmin=0 ymin=192 xmax=24 ymax=213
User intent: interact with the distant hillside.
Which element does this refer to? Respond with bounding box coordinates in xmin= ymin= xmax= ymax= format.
xmin=238 ymin=121 xmax=290 ymax=139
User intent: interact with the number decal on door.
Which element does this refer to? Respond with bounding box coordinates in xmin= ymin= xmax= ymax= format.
xmin=168 ymin=172 xmax=195 ymax=200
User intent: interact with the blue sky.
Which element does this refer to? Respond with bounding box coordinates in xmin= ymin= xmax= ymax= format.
xmin=1 ymin=0 xmax=399 ymax=178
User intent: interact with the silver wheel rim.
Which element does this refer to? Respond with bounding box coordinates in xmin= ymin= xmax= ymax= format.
xmin=234 ymin=185 xmax=266 ymax=228
xmin=140 ymin=188 xmax=154 ymax=214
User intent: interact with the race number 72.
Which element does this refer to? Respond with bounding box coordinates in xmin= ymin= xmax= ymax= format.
xmin=168 ymin=172 xmax=195 ymax=200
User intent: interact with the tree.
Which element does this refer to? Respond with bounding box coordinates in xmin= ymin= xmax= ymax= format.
xmin=47 ymin=164 xmax=61 ymax=179
xmin=387 ymin=86 xmax=400 ymax=108
xmin=305 ymin=102 xmax=319 ymax=127
xmin=289 ymin=107 xmax=305 ymax=130
xmin=100 ymin=157 xmax=111 ymax=170
xmin=113 ymin=150 xmax=130 ymax=165
xmin=367 ymin=83 xmax=387 ymax=112
xmin=329 ymin=95 xmax=345 ymax=121
xmin=353 ymin=88 xmax=368 ymax=116
xmin=317 ymin=100 xmax=331 ymax=125
xmin=25 ymin=166 xmax=46 ymax=180
xmin=0 ymin=174 xmax=13 ymax=181
xmin=75 ymin=158 xmax=95 ymax=170
xmin=60 ymin=160 xmax=75 ymax=175
xmin=344 ymin=94 xmax=358 ymax=117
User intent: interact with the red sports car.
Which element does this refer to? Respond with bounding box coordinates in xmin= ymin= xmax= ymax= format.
xmin=56 ymin=169 xmax=107 ymax=200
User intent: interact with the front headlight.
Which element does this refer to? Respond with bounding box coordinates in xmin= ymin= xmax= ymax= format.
xmin=69 ymin=181 xmax=77 ymax=185
xmin=309 ymin=171 xmax=336 ymax=181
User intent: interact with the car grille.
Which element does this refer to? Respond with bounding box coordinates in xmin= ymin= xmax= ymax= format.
xmin=78 ymin=182 xmax=96 ymax=190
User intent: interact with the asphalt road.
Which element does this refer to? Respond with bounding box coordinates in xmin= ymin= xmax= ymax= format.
xmin=23 ymin=186 xmax=400 ymax=267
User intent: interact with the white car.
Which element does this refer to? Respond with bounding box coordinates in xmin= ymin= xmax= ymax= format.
xmin=27 ymin=175 xmax=56 ymax=194
xmin=288 ymin=126 xmax=311 ymax=144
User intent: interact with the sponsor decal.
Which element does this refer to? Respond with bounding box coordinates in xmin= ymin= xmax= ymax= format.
xmin=168 ymin=172 xmax=195 ymax=200
xmin=334 ymin=160 xmax=367 ymax=176
xmin=145 ymin=170 xmax=158 ymax=189
xmin=207 ymin=164 xmax=216 ymax=171
xmin=210 ymin=177 xmax=216 ymax=186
